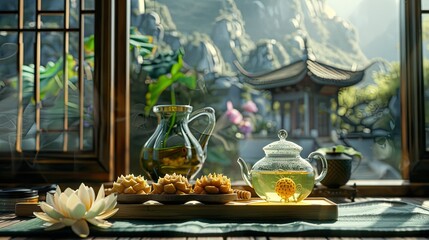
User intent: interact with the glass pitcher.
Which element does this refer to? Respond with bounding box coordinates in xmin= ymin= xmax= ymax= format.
xmin=140 ymin=105 xmax=216 ymax=181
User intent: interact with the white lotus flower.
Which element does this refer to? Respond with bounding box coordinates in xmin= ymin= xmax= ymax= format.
xmin=33 ymin=183 xmax=118 ymax=238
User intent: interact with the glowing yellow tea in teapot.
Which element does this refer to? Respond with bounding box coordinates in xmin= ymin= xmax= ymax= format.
xmin=237 ymin=129 xmax=328 ymax=203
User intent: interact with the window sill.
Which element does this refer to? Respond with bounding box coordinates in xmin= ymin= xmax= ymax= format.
xmin=344 ymin=179 xmax=429 ymax=197
xmin=232 ymin=180 xmax=429 ymax=198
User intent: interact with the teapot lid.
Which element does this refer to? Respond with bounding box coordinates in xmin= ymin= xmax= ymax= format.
xmin=325 ymin=147 xmax=353 ymax=160
xmin=263 ymin=129 xmax=303 ymax=156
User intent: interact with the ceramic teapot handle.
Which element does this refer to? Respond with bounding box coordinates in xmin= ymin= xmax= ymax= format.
xmin=307 ymin=151 xmax=328 ymax=184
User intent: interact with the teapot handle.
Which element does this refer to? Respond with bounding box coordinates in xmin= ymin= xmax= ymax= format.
xmin=188 ymin=107 xmax=216 ymax=149
xmin=307 ymin=151 xmax=328 ymax=184
xmin=351 ymin=155 xmax=362 ymax=175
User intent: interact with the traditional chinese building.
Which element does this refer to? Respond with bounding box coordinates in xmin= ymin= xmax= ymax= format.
xmin=235 ymin=56 xmax=369 ymax=138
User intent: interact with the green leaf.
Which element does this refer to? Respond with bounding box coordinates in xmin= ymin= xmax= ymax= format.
xmin=144 ymin=75 xmax=174 ymax=115
xmin=39 ymin=57 xmax=63 ymax=80
xmin=170 ymin=54 xmax=183 ymax=76
xmin=139 ymin=48 xmax=154 ymax=57
xmin=129 ymin=39 xmax=156 ymax=49
xmin=316 ymin=145 xmax=363 ymax=159
xmin=84 ymin=35 xmax=95 ymax=53
xmin=130 ymin=34 xmax=153 ymax=44
xmin=175 ymin=74 xmax=197 ymax=89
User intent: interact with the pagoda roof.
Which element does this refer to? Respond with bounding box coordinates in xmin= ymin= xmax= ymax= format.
xmin=234 ymin=59 xmax=369 ymax=90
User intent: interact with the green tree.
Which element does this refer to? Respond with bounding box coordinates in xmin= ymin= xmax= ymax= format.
xmin=336 ymin=62 xmax=399 ymax=133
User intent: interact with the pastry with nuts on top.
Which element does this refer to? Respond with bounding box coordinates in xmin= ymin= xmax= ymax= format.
xmin=194 ymin=173 xmax=233 ymax=194
xmin=106 ymin=174 xmax=151 ymax=195
xmin=151 ymin=173 xmax=193 ymax=195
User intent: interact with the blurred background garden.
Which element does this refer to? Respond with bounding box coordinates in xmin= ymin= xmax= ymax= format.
xmin=0 ymin=0 xmax=405 ymax=181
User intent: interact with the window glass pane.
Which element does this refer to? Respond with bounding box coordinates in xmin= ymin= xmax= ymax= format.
xmin=0 ymin=0 xmax=18 ymax=11
xmin=129 ymin=0 xmax=402 ymax=181
xmin=41 ymin=0 xmax=64 ymax=11
xmin=23 ymin=31 xmax=35 ymax=65
xmin=423 ymin=0 xmax=429 ymax=10
xmin=0 ymin=14 xmax=18 ymax=28
xmin=41 ymin=14 xmax=64 ymax=28
xmin=69 ymin=0 xmax=80 ymax=29
xmin=0 ymin=33 xmax=18 ymax=152
xmin=24 ymin=0 xmax=36 ymax=29
xmin=0 ymin=0 xmax=96 ymax=153
xmin=83 ymin=15 xmax=95 ymax=151
xmin=83 ymin=0 xmax=94 ymax=11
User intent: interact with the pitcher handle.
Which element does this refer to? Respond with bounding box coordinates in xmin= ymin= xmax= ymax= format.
xmin=307 ymin=151 xmax=328 ymax=184
xmin=189 ymin=107 xmax=216 ymax=149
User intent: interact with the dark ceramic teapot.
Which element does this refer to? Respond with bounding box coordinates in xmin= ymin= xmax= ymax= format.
xmin=320 ymin=147 xmax=361 ymax=188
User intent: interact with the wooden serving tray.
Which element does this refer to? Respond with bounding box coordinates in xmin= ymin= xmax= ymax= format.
xmin=117 ymin=193 xmax=238 ymax=204
xmin=15 ymin=197 xmax=338 ymax=221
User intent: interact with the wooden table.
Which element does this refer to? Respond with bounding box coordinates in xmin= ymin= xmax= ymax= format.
xmin=1 ymin=197 xmax=429 ymax=240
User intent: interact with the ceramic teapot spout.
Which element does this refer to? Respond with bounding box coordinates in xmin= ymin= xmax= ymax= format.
xmin=237 ymin=157 xmax=253 ymax=187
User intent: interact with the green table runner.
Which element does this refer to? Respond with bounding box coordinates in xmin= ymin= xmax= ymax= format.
xmin=2 ymin=200 xmax=429 ymax=237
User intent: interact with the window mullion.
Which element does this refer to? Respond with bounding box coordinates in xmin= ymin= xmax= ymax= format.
xmin=35 ymin=0 xmax=42 ymax=151
xmin=79 ymin=0 xmax=85 ymax=150
xmin=16 ymin=0 xmax=24 ymax=153
xmin=63 ymin=0 xmax=70 ymax=151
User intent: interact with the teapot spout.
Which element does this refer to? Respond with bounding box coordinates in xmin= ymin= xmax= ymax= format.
xmin=237 ymin=157 xmax=253 ymax=187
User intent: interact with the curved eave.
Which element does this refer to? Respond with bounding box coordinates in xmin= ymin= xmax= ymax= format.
xmin=234 ymin=60 xmax=308 ymax=89
xmin=307 ymin=60 xmax=366 ymax=87
xmin=235 ymin=59 xmax=369 ymax=89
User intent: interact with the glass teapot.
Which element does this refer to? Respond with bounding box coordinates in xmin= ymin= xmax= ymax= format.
xmin=237 ymin=129 xmax=328 ymax=202
xmin=140 ymin=105 xmax=216 ymax=181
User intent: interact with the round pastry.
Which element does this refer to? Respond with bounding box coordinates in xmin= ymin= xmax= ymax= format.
xmin=106 ymin=174 xmax=151 ymax=195
xmin=193 ymin=173 xmax=233 ymax=194
xmin=151 ymin=173 xmax=193 ymax=195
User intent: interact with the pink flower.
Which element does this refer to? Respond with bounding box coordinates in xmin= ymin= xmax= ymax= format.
xmin=239 ymin=119 xmax=253 ymax=137
xmin=226 ymin=101 xmax=243 ymax=124
xmin=242 ymin=100 xmax=258 ymax=113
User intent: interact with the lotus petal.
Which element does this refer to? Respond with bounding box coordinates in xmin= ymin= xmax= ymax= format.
xmin=78 ymin=183 xmax=91 ymax=211
xmin=55 ymin=185 xmax=62 ymax=196
xmin=71 ymin=219 xmax=90 ymax=238
xmin=33 ymin=212 xmax=59 ymax=223
xmin=53 ymin=190 xmax=61 ymax=212
xmin=58 ymin=193 xmax=70 ymax=217
xmin=88 ymin=186 xmax=95 ymax=204
xmin=87 ymin=218 xmax=113 ymax=228
xmin=96 ymin=208 xmax=118 ymax=220
xmin=46 ymin=192 xmax=54 ymax=206
xmin=85 ymin=198 xmax=105 ymax=219
xmin=103 ymin=194 xmax=117 ymax=212
xmin=40 ymin=202 xmax=64 ymax=219
xmin=44 ymin=222 xmax=66 ymax=231
xmin=42 ymin=222 xmax=54 ymax=227
xmin=60 ymin=217 xmax=77 ymax=226
xmin=95 ymin=184 xmax=105 ymax=202
xmin=63 ymin=188 xmax=75 ymax=197
xmin=66 ymin=193 xmax=86 ymax=219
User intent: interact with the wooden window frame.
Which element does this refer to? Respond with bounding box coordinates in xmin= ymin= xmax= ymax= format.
xmin=402 ymin=0 xmax=429 ymax=182
xmin=0 ymin=0 xmax=129 ymax=184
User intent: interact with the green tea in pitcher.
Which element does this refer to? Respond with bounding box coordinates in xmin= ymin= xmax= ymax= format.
xmin=251 ymin=170 xmax=315 ymax=202
xmin=140 ymin=145 xmax=202 ymax=181
xmin=140 ymin=105 xmax=216 ymax=181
